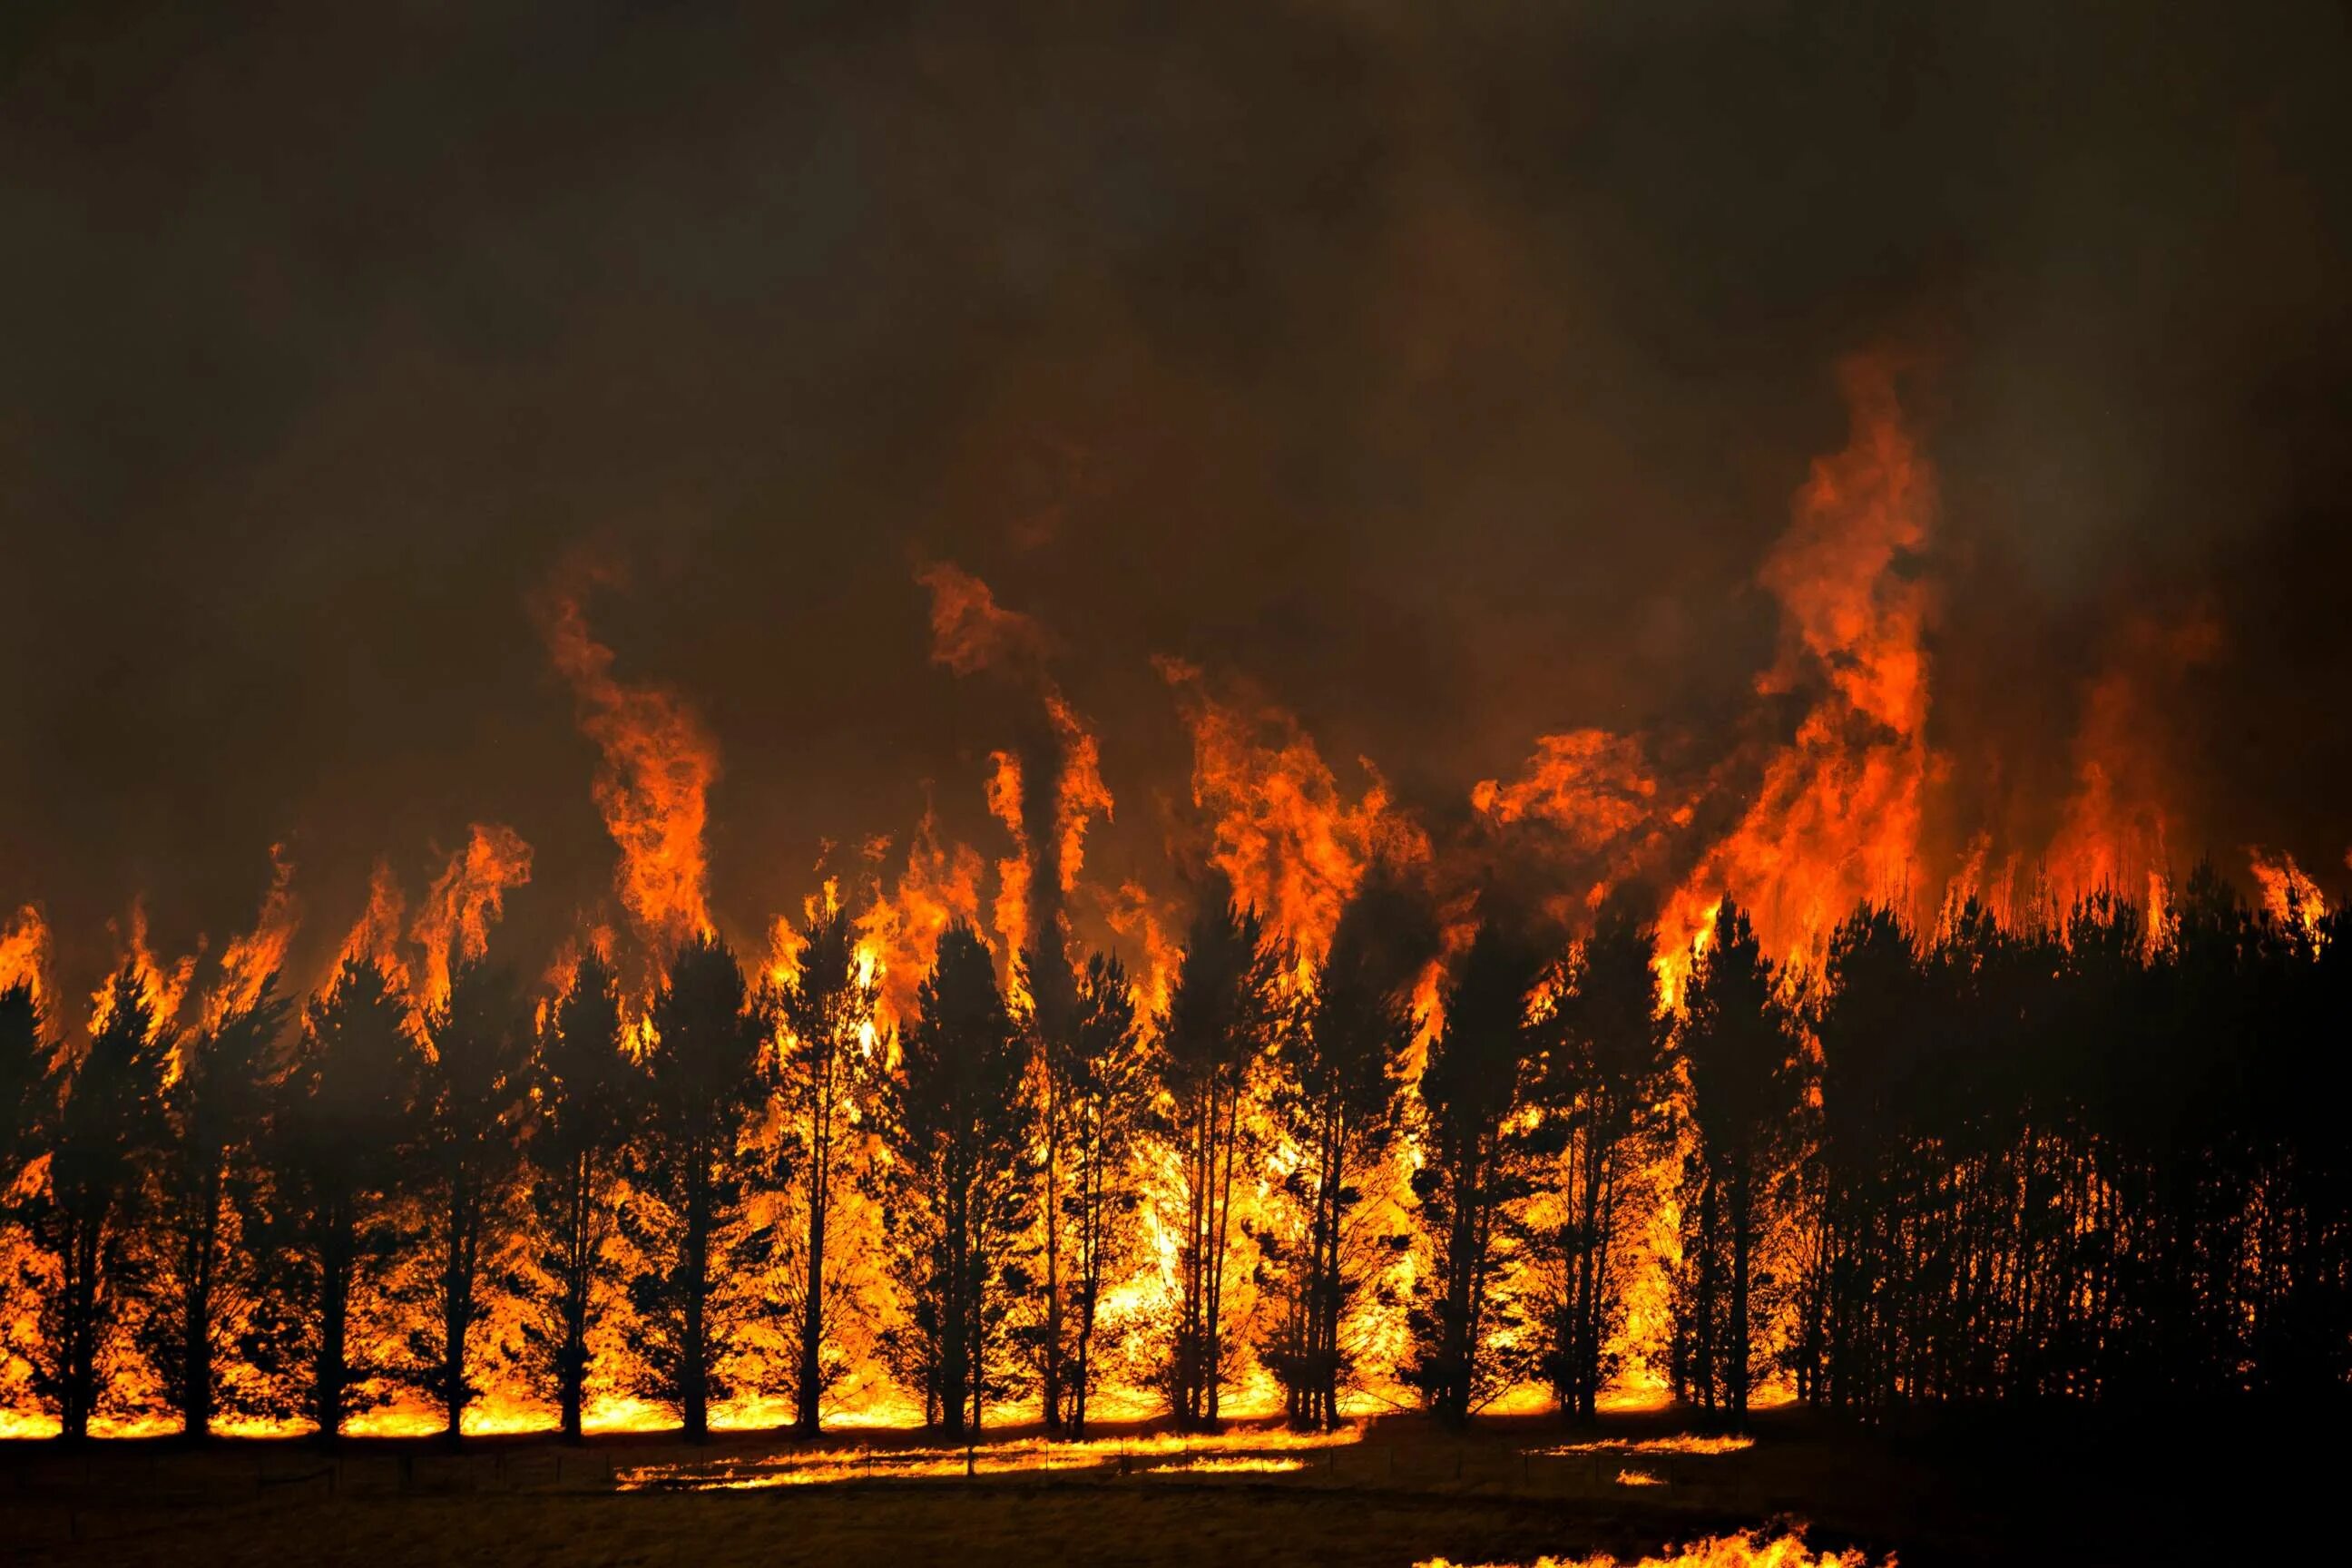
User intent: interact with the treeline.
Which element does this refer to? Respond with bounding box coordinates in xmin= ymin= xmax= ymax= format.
xmin=4 ymin=865 xmax=2349 ymax=1445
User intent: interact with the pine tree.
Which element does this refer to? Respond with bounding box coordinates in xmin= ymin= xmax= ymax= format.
xmin=1677 ymin=898 xmax=1795 ymax=1429
xmin=769 ymin=903 xmax=882 ymax=1435
xmin=244 ymin=957 xmax=420 ymax=1445
xmin=0 ymin=979 xmax=44 ymax=1178
xmin=1807 ymin=903 xmax=1920 ymax=1414
xmin=405 ymin=958 xmax=532 ymax=1444
xmin=1532 ymin=901 xmax=1671 ymax=1422
xmin=1407 ymin=923 xmax=1543 ymax=1425
xmin=870 ymin=923 xmax=1033 ymax=1435
xmin=1156 ymin=884 xmax=1285 ymax=1428
xmin=523 ymin=946 xmax=638 ymax=1443
xmin=618 ymin=932 xmax=766 ymax=1443
xmin=140 ymin=980 xmax=290 ymax=1438
xmin=1053 ymin=951 xmax=1151 ymax=1436
xmin=10 ymin=970 xmax=170 ymax=1440
xmin=1262 ymin=874 xmax=1433 ymax=1429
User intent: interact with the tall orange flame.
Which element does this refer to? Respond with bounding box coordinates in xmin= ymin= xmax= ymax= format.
xmin=2043 ymin=610 xmax=2221 ymax=916
xmin=0 ymin=904 xmax=50 ymax=1009
xmin=90 ymin=900 xmax=196 ymax=1037
xmin=539 ymin=571 xmax=717 ymax=954
xmin=985 ymin=750 xmax=1033 ymax=978
xmin=338 ymin=858 xmax=411 ymax=995
xmin=2249 ymin=848 xmax=2329 ymax=936
xmin=408 ymin=823 xmax=534 ymax=1009
xmin=1160 ymin=656 xmax=1428 ymax=964
xmin=1046 ymin=691 xmax=1113 ymax=896
xmin=201 ymin=846 xmax=300 ymax=1030
xmin=1659 ymin=354 xmax=1936 ymax=995
xmin=855 ymin=808 xmax=985 ymax=1030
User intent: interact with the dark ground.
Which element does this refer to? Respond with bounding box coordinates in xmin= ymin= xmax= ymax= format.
xmin=0 ymin=1405 xmax=2329 ymax=1566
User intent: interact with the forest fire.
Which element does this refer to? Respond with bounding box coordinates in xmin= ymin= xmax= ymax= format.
xmin=3 ymin=358 xmax=2348 ymax=1458
xmin=4 ymin=8 xmax=2348 ymax=1563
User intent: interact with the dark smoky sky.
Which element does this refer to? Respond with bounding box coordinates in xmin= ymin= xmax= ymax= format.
xmin=3 ymin=1 xmax=2348 ymax=997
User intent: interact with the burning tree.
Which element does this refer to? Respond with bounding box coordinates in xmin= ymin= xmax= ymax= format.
xmin=767 ymin=902 xmax=883 ymax=1434
xmin=242 ymin=957 xmax=422 ymax=1443
xmin=521 ymin=946 xmax=638 ymax=1443
xmin=1676 ymin=899 xmax=1798 ymax=1429
xmin=1407 ymin=924 xmax=1544 ymax=1426
xmin=8 ymin=969 xmax=169 ymax=1441
xmin=0 ymin=979 xmax=43 ymax=1176
xmin=1155 ymin=884 xmax=1286 ymax=1428
xmin=138 ymin=979 xmax=290 ymax=1438
xmin=618 ymin=932 xmax=768 ymax=1444
xmin=869 ymin=922 xmax=1034 ymax=1435
xmin=401 ymin=958 xmax=533 ymax=1444
xmin=1528 ymin=901 xmax=1674 ymax=1423
xmin=1259 ymin=873 xmax=1435 ymax=1429
xmin=1045 ymin=950 xmax=1151 ymax=1436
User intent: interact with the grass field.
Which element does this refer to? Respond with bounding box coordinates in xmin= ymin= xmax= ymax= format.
xmin=0 ymin=1406 xmax=2323 ymax=1566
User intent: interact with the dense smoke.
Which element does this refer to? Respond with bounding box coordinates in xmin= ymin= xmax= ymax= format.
xmin=3 ymin=2 xmax=2349 ymax=1004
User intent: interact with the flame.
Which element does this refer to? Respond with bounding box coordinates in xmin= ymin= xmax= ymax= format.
xmin=919 ymin=564 xmax=1117 ymax=952
xmin=539 ymin=567 xmax=718 ymax=953
xmin=619 ymin=1423 xmax=1362 ymax=1490
xmin=1100 ymin=877 xmax=1181 ymax=1023
xmin=1658 ymin=354 xmax=1935 ymax=998
xmin=985 ymin=750 xmax=1033 ymax=974
xmin=0 ymin=904 xmax=50 ymax=1007
xmin=407 ymin=823 xmax=534 ymax=1009
xmin=1474 ymin=730 xmax=1665 ymax=848
xmin=90 ymin=899 xmax=196 ymax=1036
xmin=1160 ymin=656 xmax=1428 ymax=963
xmin=2043 ymin=612 xmax=2221 ymax=915
xmin=1047 ymin=691 xmax=1114 ymax=894
xmin=201 ymin=846 xmax=300 ymax=1030
xmin=337 ymin=858 xmax=411 ymax=995
xmin=920 ymin=560 xmax=1052 ymax=676
xmin=1532 ymin=1435 xmax=1754 ymax=1456
xmin=854 ymin=808 xmax=985 ymax=1030
xmin=2249 ymin=849 xmax=2329 ymax=936
xmin=1417 ymin=1534 xmax=1877 ymax=1568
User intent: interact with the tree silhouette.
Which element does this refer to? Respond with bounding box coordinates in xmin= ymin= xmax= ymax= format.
xmin=404 ymin=958 xmax=532 ymax=1445
xmin=140 ymin=979 xmax=290 ymax=1439
xmin=1407 ymin=922 xmax=1544 ymax=1426
xmin=522 ymin=946 xmax=638 ymax=1443
xmin=243 ymin=957 xmax=419 ymax=1444
xmin=1530 ymin=900 xmax=1672 ymax=1422
xmin=8 ymin=970 xmax=169 ymax=1440
xmin=1262 ymin=874 xmax=1434 ymax=1429
xmin=1051 ymin=951 xmax=1151 ymax=1436
xmin=768 ymin=902 xmax=882 ymax=1435
xmin=1802 ymin=901 xmax=1922 ymax=1414
xmin=0 ymin=979 xmax=44 ymax=1179
xmin=1677 ymin=898 xmax=1796 ymax=1428
xmin=618 ymin=931 xmax=766 ymax=1443
xmin=1156 ymin=883 xmax=1285 ymax=1428
xmin=870 ymin=922 xmax=1034 ymax=1435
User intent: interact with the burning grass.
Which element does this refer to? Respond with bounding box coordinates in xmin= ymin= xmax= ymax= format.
xmin=1533 ymin=1436 xmax=1757 ymax=1457
xmin=1417 ymin=1534 xmax=1877 ymax=1568
xmin=616 ymin=1423 xmax=1359 ymax=1492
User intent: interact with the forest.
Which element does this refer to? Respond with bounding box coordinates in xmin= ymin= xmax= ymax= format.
xmin=6 ymin=855 xmax=2347 ymax=1446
